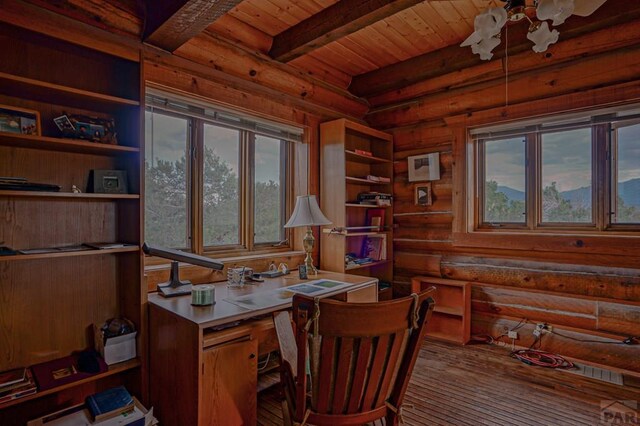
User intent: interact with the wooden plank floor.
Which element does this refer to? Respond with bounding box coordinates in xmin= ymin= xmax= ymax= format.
xmin=258 ymin=340 xmax=640 ymax=425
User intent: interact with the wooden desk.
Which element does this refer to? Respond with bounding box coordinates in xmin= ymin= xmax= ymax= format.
xmin=148 ymin=271 xmax=378 ymax=426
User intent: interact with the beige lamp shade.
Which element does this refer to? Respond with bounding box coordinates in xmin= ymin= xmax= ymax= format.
xmin=284 ymin=195 xmax=332 ymax=228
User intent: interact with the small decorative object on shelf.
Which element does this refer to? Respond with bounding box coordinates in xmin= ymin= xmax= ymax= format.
xmin=408 ymin=152 xmax=440 ymax=181
xmin=88 ymin=170 xmax=129 ymax=194
xmin=53 ymin=113 xmax=117 ymax=145
xmin=415 ymin=182 xmax=433 ymax=206
xmin=31 ymin=352 xmax=108 ymax=391
xmin=71 ymin=185 xmax=82 ymax=193
xmin=0 ymin=104 xmax=40 ymax=135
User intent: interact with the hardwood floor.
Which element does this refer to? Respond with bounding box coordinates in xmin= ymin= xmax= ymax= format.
xmin=258 ymin=339 xmax=640 ymax=425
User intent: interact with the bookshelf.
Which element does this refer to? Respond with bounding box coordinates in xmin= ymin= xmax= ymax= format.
xmin=320 ymin=118 xmax=394 ymax=287
xmin=410 ymin=277 xmax=471 ymax=344
xmin=0 ymin=23 xmax=144 ymax=424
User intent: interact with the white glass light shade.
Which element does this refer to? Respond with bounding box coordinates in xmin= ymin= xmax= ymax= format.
xmin=284 ymin=195 xmax=332 ymax=228
xmin=460 ymin=7 xmax=507 ymax=60
xmin=527 ymin=21 xmax=560 ymax=53
xmin=536 ymin=0 xmax=575 ymax=26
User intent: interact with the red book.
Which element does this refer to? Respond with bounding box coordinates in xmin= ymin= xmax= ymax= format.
xmin=354 ymin=149 xmax=372 ymax=157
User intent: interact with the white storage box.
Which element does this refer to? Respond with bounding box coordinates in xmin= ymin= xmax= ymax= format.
xmin=95 ymin=326 xmax=137 ymax=365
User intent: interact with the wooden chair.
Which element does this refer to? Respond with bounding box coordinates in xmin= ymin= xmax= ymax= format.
xmin=273 ymin=288 xmax=436 ymax=425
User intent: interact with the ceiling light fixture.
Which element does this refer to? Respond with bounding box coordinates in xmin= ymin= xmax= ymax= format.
xmin=460 ymin=0 xmax=609 ymax=60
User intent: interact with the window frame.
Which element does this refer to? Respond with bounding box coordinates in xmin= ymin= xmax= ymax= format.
xmin=145 ymin=106 xmax=294 ymax=257
xmin=472 ymin=115 xmax=640 ymax=234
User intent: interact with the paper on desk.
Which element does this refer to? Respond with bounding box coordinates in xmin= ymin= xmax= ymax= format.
xmin=224 ymin=280 xmax=351 ymax=311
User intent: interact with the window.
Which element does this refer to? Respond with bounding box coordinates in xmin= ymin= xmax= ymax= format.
xmin=145 ymin=93 xmax=300 ymax=254
xmin=612 ymin=121 xmax=640 ymax=224
xmin=473 ymin=107 xmax=640 ymax=232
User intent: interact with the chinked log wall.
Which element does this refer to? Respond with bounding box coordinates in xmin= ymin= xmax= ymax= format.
xmin=371 ymin=21 xmax=640 ymax=374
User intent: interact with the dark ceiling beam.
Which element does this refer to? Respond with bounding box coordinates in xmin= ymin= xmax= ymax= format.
xmin=269 ymin=0 xmax=424 ymax=63
xmin=350 ymin=0 xmax=640 ymax=98
xmin=143 ymin=0 xmax=243 ymax=52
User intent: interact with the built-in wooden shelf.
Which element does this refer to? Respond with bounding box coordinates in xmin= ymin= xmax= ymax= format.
xmin=345 ymin=260 xmax=391 ymax=271
xmin=411 ymin=277 xmax=471 ymax=345
xmin=0 ymin=358 xmax=141 ymax=409
xmin=345 ymin=203 xmax=392 ymax=208
xmin=0 ymin=71 xmax=140 ymax=108
xmin=345 ymin=150 xmax=391 ymax=164
xmin=0 ymin=190 xmax=140 ymax=199
xmin=0 ymin=133 xmax=139 ymax=156
xmin=426 ymin=331 xmax=462 ymax=344
xmin=345 ymin=176 xmax=391 ymax=185
xmin=0 ymin=246 xmax=139 ymax=262
xmin=326 ymin=230 xmax=391 ymax=237
xmin=434 ymin=306 xmax=464 ymax=317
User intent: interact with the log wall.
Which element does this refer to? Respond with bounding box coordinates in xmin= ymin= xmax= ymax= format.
xmin=372 ymin=29 xmax=640 ymax=374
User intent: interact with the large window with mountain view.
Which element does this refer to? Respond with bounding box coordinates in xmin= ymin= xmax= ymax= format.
xmin=475 ymin=108 xmax=640 ymax=231
xmin=144 ymin=93 xmax=298 ymax=254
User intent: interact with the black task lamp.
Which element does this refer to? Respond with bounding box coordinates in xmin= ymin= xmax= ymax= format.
xmin=142 ymin=243 xmax=224 ymax=297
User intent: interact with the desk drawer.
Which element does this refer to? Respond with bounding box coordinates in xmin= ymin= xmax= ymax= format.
xmin=203 ymin=317 xmax=277 ymax=355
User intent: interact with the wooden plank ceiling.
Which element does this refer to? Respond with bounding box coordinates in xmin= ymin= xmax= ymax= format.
xmin=21 ymin=0 xmax=631 ymax=104
xmin=209 ymin=0 xmax=500 ymax=89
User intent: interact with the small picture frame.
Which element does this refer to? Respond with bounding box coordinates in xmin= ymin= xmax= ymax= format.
xmin=0 ymin=105 xmax=41 ymax=136
xmin=298 ymin=264 xmax=308 ymax=280
xmin=415 ymin=183 xmax=433 ymax=206
xmin=88 ymin=170 xmax=129 ymax=194
xmin=408 ymin=152 xmax=440 ymax=182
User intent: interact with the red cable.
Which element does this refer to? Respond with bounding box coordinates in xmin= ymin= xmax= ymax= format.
xmin=510 ymin=349 xmax=574 ymax=369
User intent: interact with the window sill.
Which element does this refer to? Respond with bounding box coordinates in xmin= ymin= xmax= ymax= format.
xmin=144 ymin=249 xmax=305 ymax=272
xmin=452 ymin=232 xmax=640 ymax=256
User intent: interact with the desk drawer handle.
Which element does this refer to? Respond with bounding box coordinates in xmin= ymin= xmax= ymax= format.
xmin=249 ymin=353 xmax=256 ymax=359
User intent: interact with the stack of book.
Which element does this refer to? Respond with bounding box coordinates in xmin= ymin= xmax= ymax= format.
xmin=0 ymin=367 xmax=37 ymax=405
xmin=357 ymin=191 xmax=392 ymax=206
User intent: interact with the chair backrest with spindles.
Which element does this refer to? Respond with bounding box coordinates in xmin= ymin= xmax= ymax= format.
xmin=288 ymin=288 xmax=435 ymax=425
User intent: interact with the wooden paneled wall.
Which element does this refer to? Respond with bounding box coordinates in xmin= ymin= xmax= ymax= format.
xmin=374 ymin=30 xmax=640 ymax=374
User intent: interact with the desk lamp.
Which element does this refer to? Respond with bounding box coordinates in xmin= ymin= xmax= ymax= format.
xmin=142 ymin=243 xmax=224 ymax=297
xmin=284 ymin=195 xmax=332 ymax=275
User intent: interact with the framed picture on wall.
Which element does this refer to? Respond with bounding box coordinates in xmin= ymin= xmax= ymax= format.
xmin=0 ymin=105 xmax=41 ymax=136
xmin=415 ymin=183 xmax=432 ymax=206
xmin=408 ymin=152 xmax=440 ymax=182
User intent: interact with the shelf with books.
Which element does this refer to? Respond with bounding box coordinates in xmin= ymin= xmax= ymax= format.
xmin=0 ymin=358 xmax=141 ymax=410
xmin=345 ymin=203 xmax=392 ymax=208
xmin=345 ymin=149 xmax=391 ymax=164
xmin=321 ymin=119 xmax=393 ymax=285
xmin=0 ymin=24 xmax=145 ymax=424
xmin=0 ymin=133 xmax=140 ymax=156
xmin=345 ymin=260 xmax=391 ymax=271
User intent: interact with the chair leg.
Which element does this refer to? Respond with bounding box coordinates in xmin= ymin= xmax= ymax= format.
xmin=281 ymin=398 xmax=293 ymax=426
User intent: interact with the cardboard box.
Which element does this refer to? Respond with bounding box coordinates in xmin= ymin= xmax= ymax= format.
xmin=95 ymin=326 xmax=137 ymax=366
xmin=27 ymin=397 xmax=156 ymax=426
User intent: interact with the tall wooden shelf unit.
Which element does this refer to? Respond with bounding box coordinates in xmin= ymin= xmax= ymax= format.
xmin=0 ymin=24 xmax=144 ymax=424
xmin=320 ymin=119 xmax=394 ymax=285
